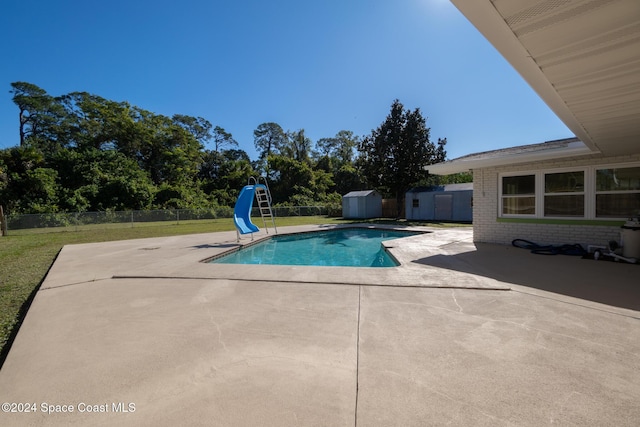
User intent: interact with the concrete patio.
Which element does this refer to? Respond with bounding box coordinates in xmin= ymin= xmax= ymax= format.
xmin=0 ymin=224 xmax=638 ymax=426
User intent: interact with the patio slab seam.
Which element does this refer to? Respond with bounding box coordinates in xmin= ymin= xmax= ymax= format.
xmin=109 ymin=274 xmax=513 ymax=291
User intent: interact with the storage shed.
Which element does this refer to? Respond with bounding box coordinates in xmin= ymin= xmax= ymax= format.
xmin=406 ymin=183 xmax=473 ymax=222
xmin=342 ymin=190 xmax=382 ymax=219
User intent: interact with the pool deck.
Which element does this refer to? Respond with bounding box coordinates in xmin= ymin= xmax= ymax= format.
xmin=0 ymin=224 xmax=639 ymax=426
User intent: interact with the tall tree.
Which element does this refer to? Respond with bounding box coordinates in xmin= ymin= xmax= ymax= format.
xmin=5 ymin=82 xmax=228 ymax=212
xmin=212 ymin=126 xmax=238 ymax=152
xmin=283 ymin=129 xmax=312 ymax=163
xmin=315 ymin=137 xmax=335 ymax=158
xmin=314 ymin=130 xmax=360 ymax=195
xmin=173 ymin=115 xmax=213 ymax=146
xmin=267 ymin=154 xmax=315 ymax=204
xmin=253 ymin=122 xmax=286 ymax=173
xmin=316 ymin=130 xmax=359 ymax=164
xmin=197 ymin=147 xmax=255 ymax=205
xmin=358 ymin=99 xmax=446 ymax=217
xmin=57 ymin=92 xmax=132 ymax=151
xmin=334 ymin=130 xmax=359 ymax=164
xmin=10 ymin=82 xmax=65 ymax=152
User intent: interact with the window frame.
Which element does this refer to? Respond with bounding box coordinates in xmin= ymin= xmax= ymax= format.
xmin=594 ymin=162 xmax=640 ymax=219
xmin=499 ymin=172 xmax=537 ymax=217
xmin=542 ymin=169 xmax=586 ymax=218
xmin=497 ymin=164 xmax=640 ymax=220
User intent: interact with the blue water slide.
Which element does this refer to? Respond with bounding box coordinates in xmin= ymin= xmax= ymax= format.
xmin=233 ymin=184 xmax=265 ymax=234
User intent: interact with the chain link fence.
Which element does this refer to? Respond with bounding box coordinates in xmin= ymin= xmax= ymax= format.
xmin=2 ymin=206 xmax=331 ymax=235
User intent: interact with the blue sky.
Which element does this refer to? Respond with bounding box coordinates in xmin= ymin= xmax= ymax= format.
xmin=0 ymin=0 xmax=571 ymax=161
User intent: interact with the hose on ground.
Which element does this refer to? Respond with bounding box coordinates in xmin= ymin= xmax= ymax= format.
xmin=512 ymin=239 xmax=586 ymax=256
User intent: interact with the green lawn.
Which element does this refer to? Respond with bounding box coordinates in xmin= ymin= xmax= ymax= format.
xmin=0 ymin=216 xmax=469 ymax=363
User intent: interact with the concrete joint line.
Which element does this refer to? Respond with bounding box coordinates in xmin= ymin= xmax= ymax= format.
xmin=354 ymin=285 xmax=361 ymax=427
xmin=40 ymin=277 xmax=112 ymax=291
xmin=110 ymin=275 xmax=512 ymax=291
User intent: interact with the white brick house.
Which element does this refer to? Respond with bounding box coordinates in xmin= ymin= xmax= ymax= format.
xmin=430 ymin=137 xmax=640 ymax=247
xmin=428 ymin=1 xmax=640 ymax=248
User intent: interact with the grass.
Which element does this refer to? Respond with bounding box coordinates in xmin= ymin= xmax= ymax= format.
xmin=0 ymin=216 xmax=469 ymax=363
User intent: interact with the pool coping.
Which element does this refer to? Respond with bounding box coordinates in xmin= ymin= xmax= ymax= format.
xmin=201 ymin=226 xmax=427 ymax=267
xmin=39 ymin=223 xmax=507 ymax=291
xmin=119 ymin=224 xmax=508 ymax=290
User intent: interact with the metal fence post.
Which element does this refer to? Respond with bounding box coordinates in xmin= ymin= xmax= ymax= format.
xmin=0 ymin=205 xmax=6 ymax=236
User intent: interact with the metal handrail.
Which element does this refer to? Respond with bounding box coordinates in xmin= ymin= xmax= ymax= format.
xmin=256 ymin=176 xmax=273 ymax=204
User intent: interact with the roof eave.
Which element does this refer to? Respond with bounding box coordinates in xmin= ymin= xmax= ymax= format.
xmin=426 ymin=142 xmax=594 ymax=175
xmin=449 ymin=0 xmax=602 ymax=154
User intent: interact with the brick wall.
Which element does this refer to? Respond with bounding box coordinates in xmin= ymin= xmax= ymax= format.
xmin=473 ymin=152 xmax=640 ymax=247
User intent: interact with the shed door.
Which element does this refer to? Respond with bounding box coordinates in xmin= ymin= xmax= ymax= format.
xmin=349 ymin=198 xmax=358 ymax=218
xmin=434 ymin=194 xmax=453 ymax=220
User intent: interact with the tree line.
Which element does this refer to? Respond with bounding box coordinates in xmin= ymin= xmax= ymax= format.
xmin=0 ymin=82 xmax=470 ymax=217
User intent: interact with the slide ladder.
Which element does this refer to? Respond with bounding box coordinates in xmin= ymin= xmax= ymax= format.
xmin=254 ymin=178 xmax=277 ymax=235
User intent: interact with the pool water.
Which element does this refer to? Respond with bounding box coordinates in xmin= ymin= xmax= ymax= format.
xmin=210 ymin=228 xmax=420 ymax=267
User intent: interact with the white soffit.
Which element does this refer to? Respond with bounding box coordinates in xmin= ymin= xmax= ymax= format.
xmin=450 ymin=0 xmax=640 ymax=156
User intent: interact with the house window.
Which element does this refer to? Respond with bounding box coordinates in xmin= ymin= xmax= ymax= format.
xmin=501 ymin=175 xmax=535 ymax=215
xmin=595 ymin=166 xmax=640 ymax=218
xmin=499 ymin=163 xmax=640 ymax=220
xmin=544 ymin=171 xmax=584 ymax=217
xmin=412 ymin=199 xmax=419 ymax=208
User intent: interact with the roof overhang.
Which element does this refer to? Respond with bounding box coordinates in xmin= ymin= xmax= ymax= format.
xmin=427 ymin=138 xmax=593 ymax=175
xmin=450 ymin=0 xmax=640 ymax=157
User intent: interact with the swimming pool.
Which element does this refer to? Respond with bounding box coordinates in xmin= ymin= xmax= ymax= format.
xmin=209 ymin=228 xmax=421 ymax=267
